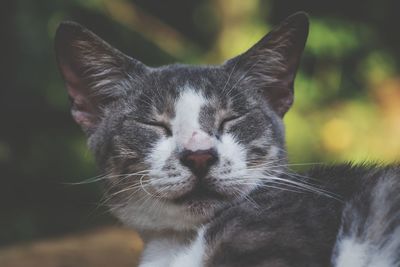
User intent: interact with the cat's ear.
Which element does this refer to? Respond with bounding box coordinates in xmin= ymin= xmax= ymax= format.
xmin=55 ymin=21 xmax=147 ymax=134
xmin=224 ymin=12 xmax=309 ymax=117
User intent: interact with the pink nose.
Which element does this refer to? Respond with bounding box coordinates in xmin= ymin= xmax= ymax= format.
xmin=184 ymin=131 xmax=213 ymax=151
xmin=180 ymin=149 xmax=218 ymax=178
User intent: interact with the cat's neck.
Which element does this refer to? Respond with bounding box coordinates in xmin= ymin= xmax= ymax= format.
xmin=138 ymin=228 xmax=197 ymax=267
xmin=139 ymin=228 xmax=196 ymax=243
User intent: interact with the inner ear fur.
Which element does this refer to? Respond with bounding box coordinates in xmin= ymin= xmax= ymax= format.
xmin=223 ymin=12 xmax=309 ymax=117
xmin=55 ymin=21 xmax=147 ymax=133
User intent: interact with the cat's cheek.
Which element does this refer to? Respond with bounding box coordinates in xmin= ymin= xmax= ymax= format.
xmin=211 ymin=133 xmax=255 ymax=195
xmin=215 ymin=133 xmax=247 ymax=174
xmin=144 ymin=136 xmax=194 ymax=198
xmin=146 ymin=136 xmax=176 ymax=173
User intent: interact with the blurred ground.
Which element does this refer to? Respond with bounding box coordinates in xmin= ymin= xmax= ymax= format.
xmin=0 ymin=227 xmax=142 ymax=267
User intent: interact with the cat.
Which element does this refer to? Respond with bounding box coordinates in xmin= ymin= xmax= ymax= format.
xmin=55 ymin=12 xmax=400 ymax=267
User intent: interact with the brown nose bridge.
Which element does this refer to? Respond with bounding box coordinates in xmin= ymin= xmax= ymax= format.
xmin=180 ymin=149 xmax=218 ymax=177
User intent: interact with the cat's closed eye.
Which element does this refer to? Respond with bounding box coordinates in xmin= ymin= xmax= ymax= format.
xmin=218 ymin=115 xmax=244 ymax=132
xmin=136 ymin=120 xmax=172 ymax=136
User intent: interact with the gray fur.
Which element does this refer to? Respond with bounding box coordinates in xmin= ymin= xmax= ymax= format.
xmin=200 ymin=164 xmax=400 ymax=267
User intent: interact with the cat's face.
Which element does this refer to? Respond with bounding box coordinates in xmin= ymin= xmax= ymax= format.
xmin=97 ymin=66 xmax=287 ymax=229
xmin=55 ymin=13 xmax=309 ymax=230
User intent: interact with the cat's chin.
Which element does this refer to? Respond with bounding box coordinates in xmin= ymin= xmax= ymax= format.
xmin=171 ymin=183 xmax=226 ymax=204
xmin=165 ymin=200 xmax=224 ymax=229
xmin=176 ymin=197 xmax=226 ymax=216
xmin=169 ymin=183 xmax=229 ymax=217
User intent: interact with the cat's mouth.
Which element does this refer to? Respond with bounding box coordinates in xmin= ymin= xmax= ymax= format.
xmin=171 ymin=182 xmax=226 ymax=205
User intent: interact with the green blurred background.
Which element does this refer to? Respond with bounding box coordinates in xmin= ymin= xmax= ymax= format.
xmin=1 ymin=0 xmax=399 ymax=248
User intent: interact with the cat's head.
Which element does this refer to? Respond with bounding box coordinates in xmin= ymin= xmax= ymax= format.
xmin=55 ymin=12 xmax=309 ymax=231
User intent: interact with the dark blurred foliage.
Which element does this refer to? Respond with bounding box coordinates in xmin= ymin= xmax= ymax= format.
xmin=0 ymin=0 xmax=399 ymax=247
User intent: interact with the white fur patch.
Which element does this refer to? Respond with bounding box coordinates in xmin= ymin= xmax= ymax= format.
xmin=333 ymin=173 xmax=400 ymax=267
xmin=334 ymin=238 xmax=370 ymax=267
xmin=216 ymin=133 xmax=247 ymax=177
xmin=148 ymin=137 xmax=176 ymax=173
xmin=172 ymin=89 xmax=213 ymax=151
xmin=171 ymin=227 xmax=206 ymax=267
xmin=139 ymin=238 xmax=186 ymax=267
xmin=212 ymin=133 xmax=257 ymax=194
xmin=334 ymin=237 xmax=396 ymax=267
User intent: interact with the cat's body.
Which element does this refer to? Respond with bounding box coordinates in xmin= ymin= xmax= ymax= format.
xmin=54 ymin=12 xmax=400 ymax=266
xmin=170 ymin=164 xmax=400 ymax=267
